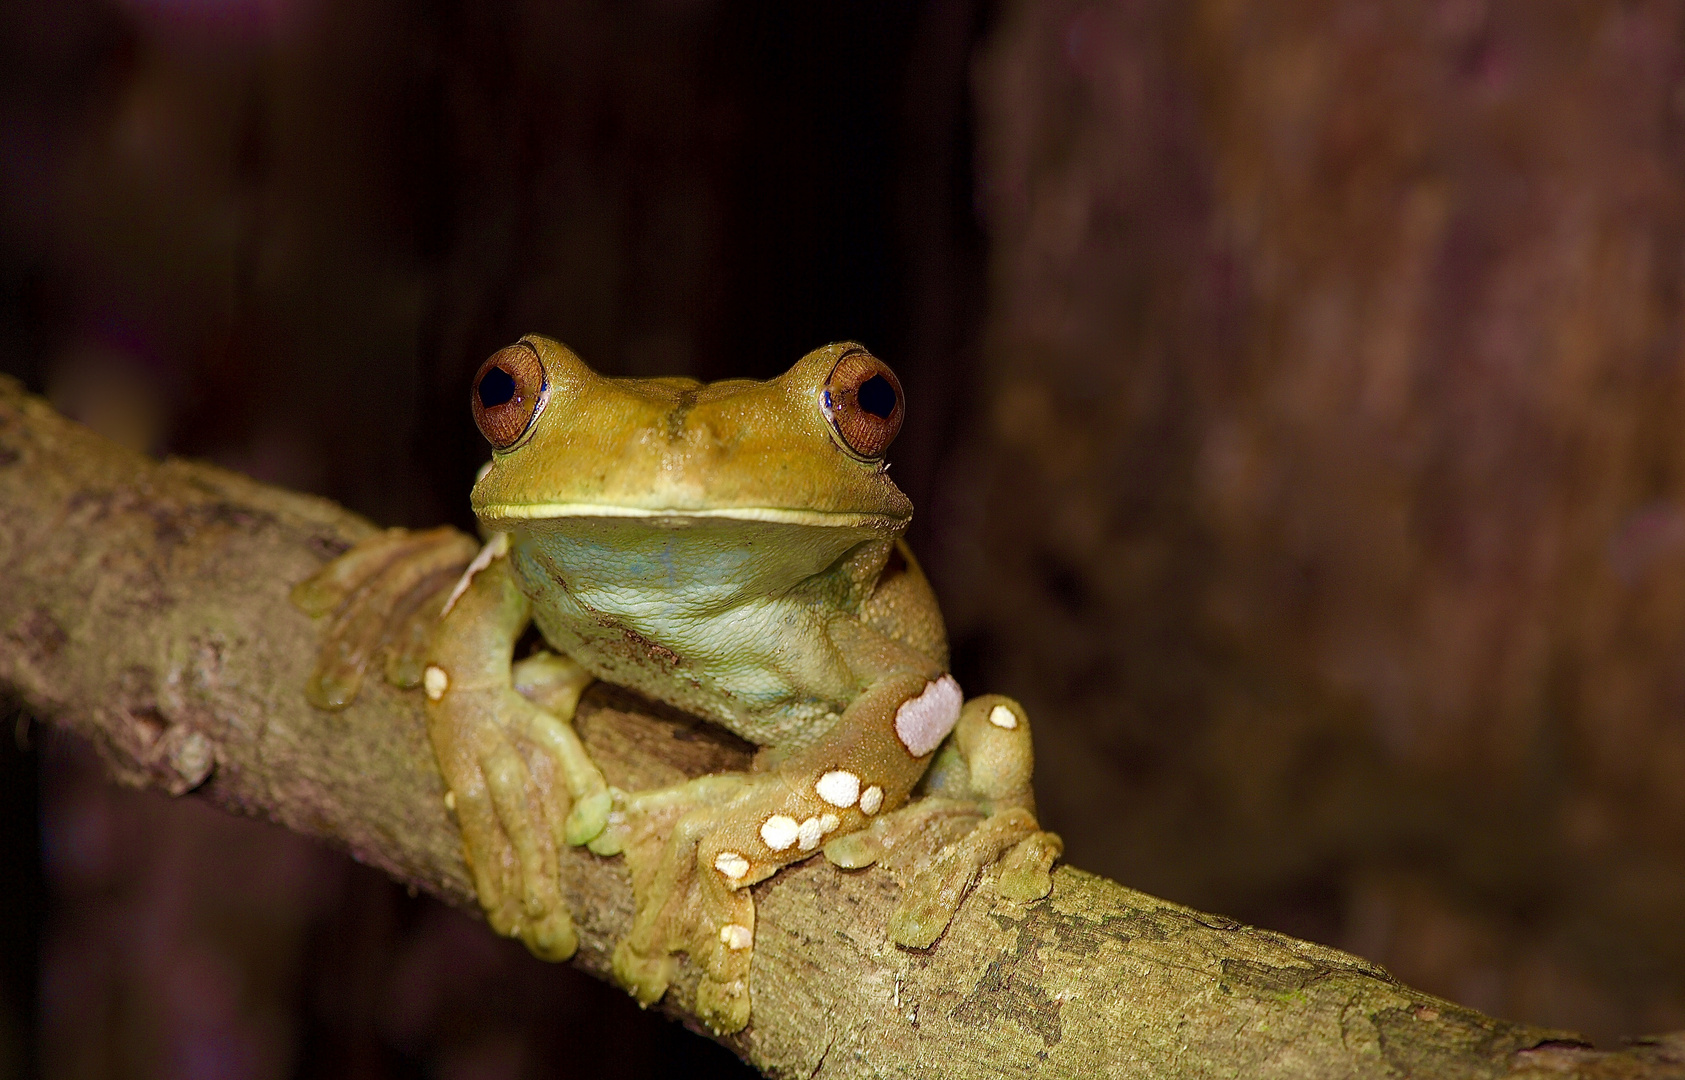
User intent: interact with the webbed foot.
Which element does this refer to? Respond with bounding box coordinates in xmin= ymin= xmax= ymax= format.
xmin=823 ymin=695 xmax=1062 ymax=948
xmin=608 ymin=774 xmax=761 ymax=1032
xmin=438 ymin=684 xmax=588 ymax=960
xmin=290 ymin=526 xmax=481 ymax=707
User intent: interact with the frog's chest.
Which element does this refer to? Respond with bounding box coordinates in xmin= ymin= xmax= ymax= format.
xmin=506 ymin=521 xmax=870 ymax=745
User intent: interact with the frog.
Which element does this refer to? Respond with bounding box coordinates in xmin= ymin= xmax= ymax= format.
xmin=290 ymin=335 xmax=1062 ymax=1033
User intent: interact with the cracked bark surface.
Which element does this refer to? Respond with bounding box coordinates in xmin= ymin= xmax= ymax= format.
xmin=3 ymin=376 xmax=1683 ymax=1079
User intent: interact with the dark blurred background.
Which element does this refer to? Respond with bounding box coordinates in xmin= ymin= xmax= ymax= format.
xmin=4 ymin=0 xmax=1685 ymax=1076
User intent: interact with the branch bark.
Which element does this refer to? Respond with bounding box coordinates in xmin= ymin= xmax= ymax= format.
xmin=2 ymin=374 xmax=1681 ymax=1080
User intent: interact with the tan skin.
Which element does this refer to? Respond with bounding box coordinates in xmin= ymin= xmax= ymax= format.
xmin=292 ymin=336 xmax=1061 ymax=1033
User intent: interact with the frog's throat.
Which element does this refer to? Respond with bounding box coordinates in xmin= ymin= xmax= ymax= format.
xmin=476 ymin=502 xmax=907 ymax=530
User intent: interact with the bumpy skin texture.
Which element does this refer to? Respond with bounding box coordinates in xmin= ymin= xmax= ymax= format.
xmin=292 ymin=337 xmax=1060 ymax=1033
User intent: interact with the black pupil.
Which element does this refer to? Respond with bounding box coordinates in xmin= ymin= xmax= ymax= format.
xmin=857 ymin=374 xmax=897 ymax=419
xmin=478 ymin=366 xmax=517 ymax=408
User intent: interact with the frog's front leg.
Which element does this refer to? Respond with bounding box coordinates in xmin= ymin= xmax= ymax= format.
xmin=610 ymin=670 xmax=954 ymax=1033
xmin=294 ymin=528 xmax=612 ymax=960
xmin=424 ymin=547 xmax=613 ymax=960
xmin=824 ymin=694 xmax=1063 ymax=948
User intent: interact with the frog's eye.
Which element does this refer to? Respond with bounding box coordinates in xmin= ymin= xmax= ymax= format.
xmin=820 ymin=349 xmax=904 ymax=460
xmin=472 ymin=341 xmax=548 ymax=450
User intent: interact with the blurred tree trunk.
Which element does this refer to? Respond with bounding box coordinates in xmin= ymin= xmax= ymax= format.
xmin=963 ymin=0 xmax=1685 ymax=1037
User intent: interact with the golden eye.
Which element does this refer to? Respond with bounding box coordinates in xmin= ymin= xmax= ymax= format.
xmin=471 ymin=341 xmax=547 ymax=450
xmin=820 ymin=349 xmax=904 ymax=460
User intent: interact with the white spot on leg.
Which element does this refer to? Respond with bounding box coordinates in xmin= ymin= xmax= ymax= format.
xmin=443 ymin=791 xmax=457 ymax=811
xmin=423 ymin=665 xmax=450 ymax=700
xmin=815 ymin=770 xmax=860 ymax=808
xmin=719 ymin=923 xmax=753 ymax=951
xmin=819 ymin=814 xmax=840 ymax=834
xmin=894 ymin=675 xmax=962 ymax=756
xmin=797 ymin=816 xmax=824 ymax=850
xmin=988 ymin=704 xmax=1019 ymax=730
xmin=713 ymin=851 xmax=750 ymax=880
xmin=859 ymin=786 xmax=883 ymax=815
xmin=760 ymin=815 xmax=799 ymax=852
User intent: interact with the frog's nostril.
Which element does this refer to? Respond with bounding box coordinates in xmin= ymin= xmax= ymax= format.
xmin=479 ymin=366 xmax=517 ymax=408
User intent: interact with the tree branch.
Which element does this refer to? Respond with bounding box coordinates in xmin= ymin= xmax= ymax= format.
xmin=2 ymin=375 xmax=1681 ymax=1079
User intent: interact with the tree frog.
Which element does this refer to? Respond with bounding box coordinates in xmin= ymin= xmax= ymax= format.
xmin=291 ymin=336 xmax=1061 ymax=1033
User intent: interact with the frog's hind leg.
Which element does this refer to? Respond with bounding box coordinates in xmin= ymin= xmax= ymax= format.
xmin=610 ymin=671 xmax=953 ymax=1034
xmin=608 ymin=776 xmax=754 ymax=1029
xmin=291 ymin=526 xmax=481 ymax=708
xmin=925 ymin=695 xmax=1063 ymax=902
xmin=823 ymin=694 xmax=1062 ymax=949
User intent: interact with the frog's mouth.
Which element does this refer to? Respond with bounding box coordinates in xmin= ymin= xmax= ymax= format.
xmin=476 ymin=501 xmax=907 ymax=531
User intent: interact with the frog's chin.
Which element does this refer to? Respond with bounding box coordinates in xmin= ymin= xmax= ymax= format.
xmin=476 ymin=501 xmax=907 ymax=532
xmin=506 ymin=511 xmax=901 ymax=626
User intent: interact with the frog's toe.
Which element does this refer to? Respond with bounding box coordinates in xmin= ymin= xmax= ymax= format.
xmin=484 ymin=748 xmax=551 ymax=882
xmin=607 ymin=788 xmax=769 ymax=1026
xmin=507 ymin=690 xmax=614 ymax=854
xmin=888 ymin=892 xmax=956 ymax=950
xmin=585 ymin=803 xmax=628 ymax=857
xmin=476 ymin=739 xmax=584 ymax=961
xmin=480 ymin=889 xmax=522 ymax=940
xmin=565 ymin=788 xmax=614 ymax=847
xmin=612 ymin=939 xmax=677 ymax=1008
xmin=291 ymin=527 xmax=419 ymax=614
xmin=641 ymin=859 xmax=754 ymax=1032
xmin=996 ymin=830 xmax=1063 ymax=902
xmin=822 ymin=827 xmax=883 ymax=869
xmin=304 ymin=664 xmax=367 ymax=711
xmin=697 ymin=974 xmax=752 ymax=1034
xmin=301 ymin=604 xmax=385 ymax=708
xmin=889 ymin=807 xmax=1053 ymax=949
xmin=382 ymin=586 xmax=451 ymax=689
xmin=454 ymin=789 xmax=523 ymax=938
xmin=294 ymin=526 xmax=478 ymax=709
xmin=520 ymin=904 xmax=579 ymax=962
xmin=888 ymin=845 xmax=975 ymax=949
xmin=450 ymin=761 xmax=584 ymax=962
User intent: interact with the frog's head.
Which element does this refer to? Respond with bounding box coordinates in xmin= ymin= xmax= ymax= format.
xmin=467 ymin=335 xmax=914 ymax=538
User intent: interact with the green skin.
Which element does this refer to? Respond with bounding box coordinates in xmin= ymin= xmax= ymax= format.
xmin=294 ymin=336 xmax=1060 ymax=1034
